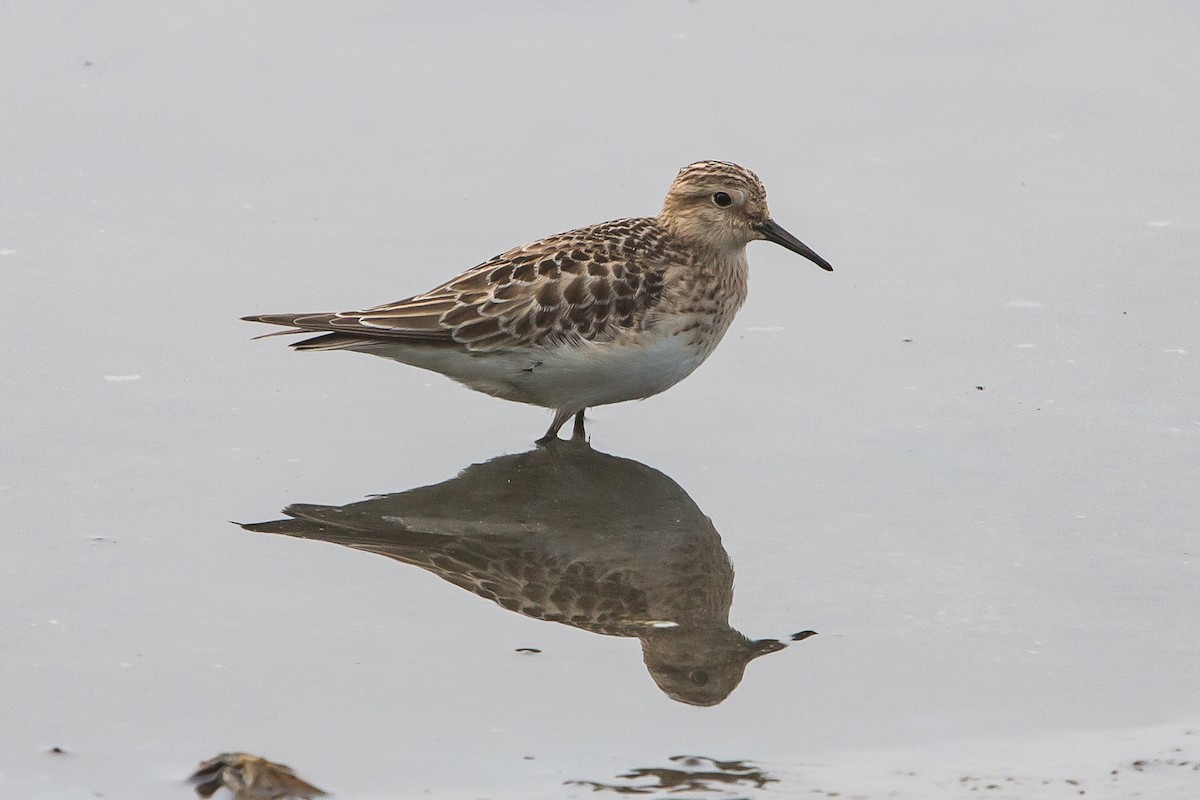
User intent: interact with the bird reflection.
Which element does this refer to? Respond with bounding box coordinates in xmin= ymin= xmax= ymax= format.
xmin=243 ymin=441 xmax=811 ymax=705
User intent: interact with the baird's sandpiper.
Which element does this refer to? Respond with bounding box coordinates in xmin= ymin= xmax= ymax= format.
xmin=243 ymin=161 xmax=832 ymax=442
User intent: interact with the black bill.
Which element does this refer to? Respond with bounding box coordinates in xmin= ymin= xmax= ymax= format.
xmin=755 ymin=219 xmax=833 ymax=271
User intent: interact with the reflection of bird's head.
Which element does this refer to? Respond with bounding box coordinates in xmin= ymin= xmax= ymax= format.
xmin=640 ymin=628 xmax=786 ymax=706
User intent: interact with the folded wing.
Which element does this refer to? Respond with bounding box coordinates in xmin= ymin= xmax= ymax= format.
xmin=242 ymin=218 xmax=675 ymax=353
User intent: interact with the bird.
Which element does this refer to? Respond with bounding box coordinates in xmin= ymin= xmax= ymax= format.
xmin=242 ymin=161 xmax=832 ymax=443
xmin=242 ymin=441 xmax=809 ymax=706
xmin=188 ymin=753 xmax=326 ymax=800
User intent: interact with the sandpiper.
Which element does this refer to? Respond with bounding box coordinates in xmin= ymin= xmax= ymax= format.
xmin=244 ymin=161 xmax=832 ymax=442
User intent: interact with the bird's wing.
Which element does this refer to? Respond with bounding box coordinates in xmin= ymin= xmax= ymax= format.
xmin=242 ymin=218 xmax=677 ymax=352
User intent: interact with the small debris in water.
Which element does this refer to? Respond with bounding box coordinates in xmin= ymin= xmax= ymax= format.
xmin=189 ymin=753 xmax=326 ymax=800
xmin=47 ymin=746 xmax=68 ymax=755
xmin=515 ymin=647 xmax=541 ymax=654
xmin=791 ymin=630 xmax=818 ymax=641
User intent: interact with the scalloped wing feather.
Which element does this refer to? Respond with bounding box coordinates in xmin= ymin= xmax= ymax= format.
xmin=247 ymin=218 xmax=679 ymax=353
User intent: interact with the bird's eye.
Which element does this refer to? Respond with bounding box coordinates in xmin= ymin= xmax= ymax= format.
xmin=711 ymin=192 xmax=733 ymax=208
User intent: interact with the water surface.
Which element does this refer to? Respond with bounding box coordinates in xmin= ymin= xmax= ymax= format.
xmin=2 ymin=2 xmax=1197 ymax=798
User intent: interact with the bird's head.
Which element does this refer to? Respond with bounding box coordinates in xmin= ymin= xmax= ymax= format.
xmin=660 ymin=160 xmax=832 ymax=271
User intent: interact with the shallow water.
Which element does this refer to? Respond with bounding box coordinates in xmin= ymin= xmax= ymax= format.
xmin=2 ymin=2 xmax=1198 ymax=798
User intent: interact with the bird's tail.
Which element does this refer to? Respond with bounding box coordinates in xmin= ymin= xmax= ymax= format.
xmin=241 ymin=314 xmax=370 ymax=350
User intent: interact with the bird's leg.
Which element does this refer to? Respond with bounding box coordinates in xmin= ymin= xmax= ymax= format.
xmin=571 ymin=409 xmax=587 ymax=441
xmin=537 ymin=408 xmax=574 ymax=445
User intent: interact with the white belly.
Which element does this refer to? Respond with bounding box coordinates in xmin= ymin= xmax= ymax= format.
xmin=523 ymin=333 xmax=710 ymax=409
xmin=354 ymin=330 xmax=713 ymax=413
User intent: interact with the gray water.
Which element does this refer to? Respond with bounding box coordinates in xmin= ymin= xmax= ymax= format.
xmin=2 ymin=3 xmax=1198 ymax=798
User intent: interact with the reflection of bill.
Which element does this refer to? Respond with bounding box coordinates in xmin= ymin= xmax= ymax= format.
xmin=244 ymin=442 xmax=813 ymax=706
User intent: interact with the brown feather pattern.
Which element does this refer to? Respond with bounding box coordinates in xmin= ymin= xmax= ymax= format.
xmin=244 ymin=218 xmax=684 ymax=353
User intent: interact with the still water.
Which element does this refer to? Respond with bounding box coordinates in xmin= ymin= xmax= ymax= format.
xmin=2 ymin=2 xmax=1198 ymax=798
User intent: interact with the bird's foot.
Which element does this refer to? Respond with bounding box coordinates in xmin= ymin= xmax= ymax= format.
xmin=570 ymin=410 xmax=588 ymax=443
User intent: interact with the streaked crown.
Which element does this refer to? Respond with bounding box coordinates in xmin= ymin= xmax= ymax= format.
xmin=670 ymin=160 xmax=767 ymax=198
